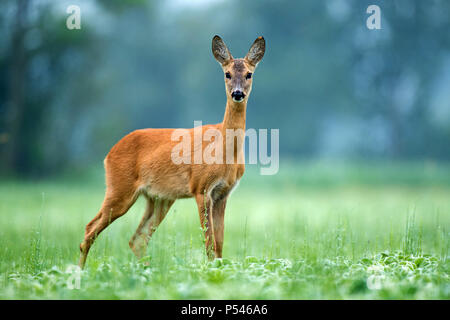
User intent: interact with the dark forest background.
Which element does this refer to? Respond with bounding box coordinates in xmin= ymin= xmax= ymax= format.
xmin=1 ymin=0 xmax=449 ymax=177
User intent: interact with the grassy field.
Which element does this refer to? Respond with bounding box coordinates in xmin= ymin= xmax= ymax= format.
xmin=0 ymin=162 xmax=448 ymax=299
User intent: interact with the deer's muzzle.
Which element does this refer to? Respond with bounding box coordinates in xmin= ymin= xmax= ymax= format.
xmin=231 ymin=90 xmax=246 ymax=102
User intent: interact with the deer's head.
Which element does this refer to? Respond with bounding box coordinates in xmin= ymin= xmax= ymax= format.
xmin=212 ymin=35 xmax=265 ymax=104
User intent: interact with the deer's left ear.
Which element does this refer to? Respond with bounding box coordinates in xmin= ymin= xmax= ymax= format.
xmin=245 ymin=36 xmax=265 ymax=67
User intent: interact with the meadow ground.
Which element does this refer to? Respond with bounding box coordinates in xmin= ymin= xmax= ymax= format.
xmin=0 ymin=162 xmax=448 ymax=299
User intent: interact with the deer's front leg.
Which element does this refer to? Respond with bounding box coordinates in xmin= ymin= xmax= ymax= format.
xmin=211 ymin=198 xmax=227 ymax=258
xmin=195 ymin=193 xmax=215 ymax=260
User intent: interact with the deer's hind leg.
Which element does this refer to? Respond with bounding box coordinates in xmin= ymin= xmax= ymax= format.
xmin=129 ymin=197 xmax=174 ymax=261
xmin=78 ymin=186 xmax=139 ymax=269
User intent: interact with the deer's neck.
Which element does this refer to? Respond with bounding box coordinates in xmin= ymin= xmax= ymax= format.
xmin=222 ymin=100 xmax=246 ymax=132
xmin=221 ymin=100 xmax=246 ymax=165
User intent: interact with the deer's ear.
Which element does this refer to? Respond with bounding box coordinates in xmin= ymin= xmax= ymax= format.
xmin=245 ymin=36 xmax=265 ymax=66
xmin=212 ymin=35 xmax=233 ymax=65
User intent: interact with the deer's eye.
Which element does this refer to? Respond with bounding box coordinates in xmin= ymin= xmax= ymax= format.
xmin=225 ymin=72 xmax=231 ymax=79
xmin=246 ymin=72 xmax=252 ymax=79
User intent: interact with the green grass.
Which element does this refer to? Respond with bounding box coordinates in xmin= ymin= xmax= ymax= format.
xmin=0 ymin=162 xmax=449 ymax=299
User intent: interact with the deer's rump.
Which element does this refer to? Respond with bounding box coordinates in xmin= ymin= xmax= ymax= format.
xmin=104 ymin=128 xmax=193 ymax=200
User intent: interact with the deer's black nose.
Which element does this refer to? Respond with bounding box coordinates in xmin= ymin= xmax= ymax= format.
xmin=231 ymin=90 xmax=245 ymax=101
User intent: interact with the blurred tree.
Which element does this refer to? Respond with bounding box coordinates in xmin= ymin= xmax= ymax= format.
xmin=0 ymin=0 xmax=146 ymax=176
xmin=2 ymin=0 xmax=29 ymax=174
xmin=350 ymin=0 xmax=450 ymax=159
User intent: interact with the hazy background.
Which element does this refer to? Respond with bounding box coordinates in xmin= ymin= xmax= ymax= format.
xmin=1 ymin=0 xmax=449 ymax=177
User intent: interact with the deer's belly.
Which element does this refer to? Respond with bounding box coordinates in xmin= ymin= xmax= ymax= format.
xmin=139 ymin=171 xmax=192 ymax=200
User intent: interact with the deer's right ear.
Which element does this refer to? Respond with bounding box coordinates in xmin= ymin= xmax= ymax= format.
xmin=212 ymin=35 xmax=233 ymax=65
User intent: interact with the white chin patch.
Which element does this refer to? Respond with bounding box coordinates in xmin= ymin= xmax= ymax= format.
xmin=232 ymin=97 xmax=244 ymax=103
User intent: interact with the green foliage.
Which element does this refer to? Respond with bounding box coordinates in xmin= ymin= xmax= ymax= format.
xmin=0 ymin=164 xmax=448 ymax=299
xmin=1 ymin=253 xmax=447 ymax=299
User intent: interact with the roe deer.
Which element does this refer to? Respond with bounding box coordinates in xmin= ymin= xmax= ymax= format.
xmin=78 ymin=35 xmax=265 ymax=268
